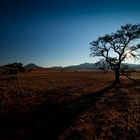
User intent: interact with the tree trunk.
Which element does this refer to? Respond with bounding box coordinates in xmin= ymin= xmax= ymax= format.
xmin=115 ymin=69 xmax=120 ymax=84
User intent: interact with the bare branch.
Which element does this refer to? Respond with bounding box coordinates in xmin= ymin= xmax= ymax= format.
xmin=90 ymin=23 xmax=140 ymax=83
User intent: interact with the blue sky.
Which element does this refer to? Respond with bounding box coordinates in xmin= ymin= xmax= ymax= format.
xmin=1 ymin=0 xmax=140 ymax=67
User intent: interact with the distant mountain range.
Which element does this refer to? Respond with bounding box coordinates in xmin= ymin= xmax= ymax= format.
xmin=24 ymin=63 xmax=42 ymax=69
xmin=64 ymin=63 xmax=140 ymax=70
xmin=123 ymin=63 xmax=140 ymax=69
xmin=24 ymin=62 xmax=140 ymax=70
xmin=1 ymin=62 xmax=139 ymax=71
xmin=64 ymin=63 xmax=98 ymax=70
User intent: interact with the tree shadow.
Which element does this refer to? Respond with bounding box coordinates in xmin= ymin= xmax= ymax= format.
xmin=0 ymin=83 xmax=115 ymax=140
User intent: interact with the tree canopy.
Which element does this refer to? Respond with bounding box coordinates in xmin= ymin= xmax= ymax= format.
xmin=90 ymin=23 xmax=140 ymax=83
xmin=5 ymin=62 xmax=25 ymax=73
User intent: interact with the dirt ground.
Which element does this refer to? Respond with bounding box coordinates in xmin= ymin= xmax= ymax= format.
xmin=0 ymin=70 xmax=140 ymax=140
xmin=60 ymin=82 xmax=140 ymax=140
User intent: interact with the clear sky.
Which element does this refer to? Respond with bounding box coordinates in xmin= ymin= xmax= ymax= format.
xmin=1 ymin=0 xmax=140 ymax=67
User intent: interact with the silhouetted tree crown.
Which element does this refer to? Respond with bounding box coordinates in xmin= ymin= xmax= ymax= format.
xmin=5 ymin=62 xmax=25 ymax=73
xmin=90 ymin=23 xmax=140 ymax=83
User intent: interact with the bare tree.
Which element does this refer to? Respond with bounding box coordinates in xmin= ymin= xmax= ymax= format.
xmin=90 ymin=24 xmax=140 ymax=83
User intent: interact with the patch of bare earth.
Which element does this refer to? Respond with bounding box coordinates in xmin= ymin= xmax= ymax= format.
xmin=60 ymin=83 xmax=140 ymax=140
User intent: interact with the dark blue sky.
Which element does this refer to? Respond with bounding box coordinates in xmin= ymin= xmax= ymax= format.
xmin=1 ymin=0 xmax=140 ymax=67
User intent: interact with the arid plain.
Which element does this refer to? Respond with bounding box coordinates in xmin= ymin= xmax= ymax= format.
xmin=0 ymin=69 xmax=140 ymax=139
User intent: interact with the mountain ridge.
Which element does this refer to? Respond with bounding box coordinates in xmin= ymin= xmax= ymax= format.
xmin=24 ymin=63 xmax=42 ymax=69
xmin=62 ymin=62 xmax=140 ymax=70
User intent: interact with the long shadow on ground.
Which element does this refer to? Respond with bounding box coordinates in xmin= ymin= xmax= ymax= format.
xmin=0 ymin=83 xmax=115 ymax=140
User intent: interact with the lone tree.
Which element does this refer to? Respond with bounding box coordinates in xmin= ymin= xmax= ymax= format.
xmin=5 ymin=62 xmax=25 ymax=73
xmin=90 ymin=24 xmax=140 ymax=83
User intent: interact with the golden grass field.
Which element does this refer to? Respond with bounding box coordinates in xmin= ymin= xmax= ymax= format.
xmin=0 ymin=69 xmax=140 ymax=139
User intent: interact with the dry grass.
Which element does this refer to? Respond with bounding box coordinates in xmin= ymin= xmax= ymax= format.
xmin=60 ymin=79 xmax=140 ymax=140
xmin=0 ymin=70 xmax=140 ymax=139
xmin=0 ymin=71 xmax=114 ymax=112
